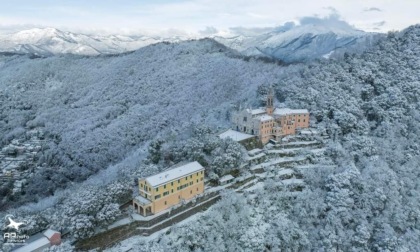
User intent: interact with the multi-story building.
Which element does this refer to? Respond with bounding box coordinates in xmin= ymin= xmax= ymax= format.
xmin=133 ymin=161 xmax=205 ymax=216
xmin=233 ymin=89 xmax=310 ymax=144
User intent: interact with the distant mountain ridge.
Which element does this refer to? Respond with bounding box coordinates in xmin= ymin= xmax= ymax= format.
xmin=214 ymin=23 xmax=384 ymax=62
xmin=0 ymin=24 xmax=383 ymax=62
xmin=0 ymin=27 xmax=183 ymax=56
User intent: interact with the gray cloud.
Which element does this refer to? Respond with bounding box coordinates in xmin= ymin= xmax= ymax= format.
xmin=364 ymin=7 xmax=382 ymax=12
xmin=373 ymin=21 xmax=386 ymax=27
xmin=228 ymin=21 xmax=296 ymax=37
xmin=228 ymin=26 xmax=277 ymax=36
xmin=0 ymin=24 xmax=44 ymax=34
xmin=299 ymin=14 xmax=355 ymax=30
xmin=324 ymin=6 xmax=338 ymax=14
xmin=199 ymin=26 xmax=218 ymax=36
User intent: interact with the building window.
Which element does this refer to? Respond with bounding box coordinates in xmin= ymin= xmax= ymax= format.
xmin=201 ymin=171 xmax=203 ymax=174
xmin=197 ymin=188 xmax=198 ymax=191
xmin=298 ymin=119 xmax=300 ymax=122
xmin=171 ymin=182 xmax=173 ymax=186
xmin=190 ymin=175 xmax=192 ymax=179
xmin=140 ymin=183 xmax=143 ymax=187
xmin=163 ymin=191 xmax=169 ymax=196
xmin=164 ymin=201 xmax=167 ymax=205
xmin=171 ymin=189 xmax=173 ymax=193
xmin=201 ymin=177 xmax=203 ymax=181
xmin=243 ymin=117 xmax=247 ymax=122
xmin=303 ymin=119 xmax=306 ymax=122
xmin=164 ymin=185 xmax=166 ymax=189
xmin=196 ymin=172 xmax=198 ymax=176
xmin=178 ymin=195 xmax=180 ymax=199
xmin=178 ymin=179 xmax=180 ymax=183
xmin=190 ymin=181 xmax=193 ymax=185
xmin=155 ymin=195 xmax=161 ymax=200
xmin=156 ymin=188 xmax=159 ymax=192
xmin=190 ymin=190 xmax=192 ymax=194
xmin=185 ymin=176 xmax=188 ymax=180
xmin=196 ymin=179 xmax=198 ymax=183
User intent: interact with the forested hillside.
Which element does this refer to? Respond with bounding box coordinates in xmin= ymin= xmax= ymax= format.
xmin=0 ymin=39 xmax=289 ymax=208
xmin=121 ymin=25 xmax=420 ymax=251
xmin=1 ymin=23 xmax=419 ymax=251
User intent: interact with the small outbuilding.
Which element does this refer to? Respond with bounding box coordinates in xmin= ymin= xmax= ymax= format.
xmin=43 ymin=229 xmax=61 ymax=246
xmin=14 ymin=229 xmax=61 ymax=252
xmin=219 ymin=175 xmax=234 ymax=185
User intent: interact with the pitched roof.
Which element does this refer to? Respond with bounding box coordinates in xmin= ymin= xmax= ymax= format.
xmin=43 ymin=229 xmax=59 ymax=239
xmin=219 ymin=174 xmax=234 ymax=183
xmin=258 ymin=115 xmax=274 ymax=122
xmin=273 ymin=108 xmax=309 ymax=116
xmin=14 ymin=237 xmax=50 ymax=252
xmin=145 ymin=161 xmax=204 ymax=187
xmin=218 ymin=129 xmax=255 ymax=142
xmin=246 ymin=108 xmax=266 ymax=115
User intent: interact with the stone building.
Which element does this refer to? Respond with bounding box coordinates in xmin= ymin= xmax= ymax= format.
xmin=232 ymin=89 xmax=310 ymax=144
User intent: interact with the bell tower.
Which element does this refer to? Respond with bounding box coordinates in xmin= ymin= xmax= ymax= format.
xmin=266 ymin=87 xmax=274 ymax=115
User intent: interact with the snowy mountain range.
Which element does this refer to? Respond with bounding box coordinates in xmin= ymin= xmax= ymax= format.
xmin=0 ymin=27 xmax=185 ymax=56
xmin=0 ymin=23 xmax=383 ymax=62
xmin=214 ymin=23 xmax=383 ymax=62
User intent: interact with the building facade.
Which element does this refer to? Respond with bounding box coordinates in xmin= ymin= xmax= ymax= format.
xmin=233 ymin=89 xmax=310 ymax=144
xmin=133 ymin=161 xmax=205 ymax=216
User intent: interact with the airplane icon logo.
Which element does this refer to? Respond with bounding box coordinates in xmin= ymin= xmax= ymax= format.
xmin=6 ymin=217 xmax=25 ymax=231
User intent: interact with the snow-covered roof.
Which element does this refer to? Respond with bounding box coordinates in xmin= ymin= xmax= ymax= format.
xmin=273 ymin=108 xmax=309 ymax=116
xmin=299 ymin=129 xmax=318 ymax=135
xmin=258 ymin=115 xmax=273 ymax=122
xmin=145 ymin=161 xmax=204 ymax=187
xmin=248 ymin=148 xmax=262 ymax=156
xmin=134 ymin=195 xmax=152 ymax=205
xmin=281 ymin=178 xmax=304 ymax=185
xmin=219 ymin=174 xmax=234 ymax=183
xmin=43 ymin=229 xmax=59 ymax=239
xmin=218 ymin=129 xmax=255 ymax=142
xmin=246 ymin=108 xmax=266 ymax=115
xmin=14 ymin=237 xmax=50 ymax=252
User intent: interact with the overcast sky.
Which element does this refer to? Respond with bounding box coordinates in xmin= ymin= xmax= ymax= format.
xmin=0 ymin=0 xmax=419 ymax=35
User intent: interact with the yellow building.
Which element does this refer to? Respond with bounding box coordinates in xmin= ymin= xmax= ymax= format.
xmin=133 ymin=161 xmax=205 ymax=216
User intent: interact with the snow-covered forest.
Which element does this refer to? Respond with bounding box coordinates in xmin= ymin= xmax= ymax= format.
xmin=114 ymin=25 xmax=420 ymax=251
xmin=0 ymin=38 xmax=279 ymax=247
xmin=0 ymin=39 xmax=283 ymax=208
xmin=1 ymin=23 xmax=420 ymax=251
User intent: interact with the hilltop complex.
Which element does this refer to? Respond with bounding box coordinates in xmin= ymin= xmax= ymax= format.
xmin=233 ymin=89 xmax=310 ymax=144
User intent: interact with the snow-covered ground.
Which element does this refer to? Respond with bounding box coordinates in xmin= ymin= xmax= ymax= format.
xmin=250 ymin=156 xmax=307 ymax=170
xmin=105 ymin=211 xmax=205 ymax=252
xmin=104 ymin=139 xmax=329 ymax=251
xmin=244 ymin=181 xmax=265 ymax=192
xmin=245 ymin=152 xmax=266 ymax=161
